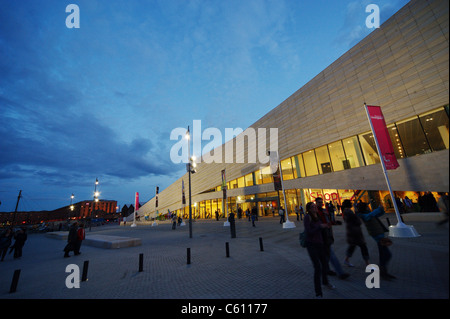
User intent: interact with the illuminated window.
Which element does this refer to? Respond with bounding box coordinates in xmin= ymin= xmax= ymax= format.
xmin=244 ymin=173 xmax=254 ymax=187
xmin=237 ymin=176 xmax=245 ymax=188
xmin=419 ymin=108 xmax=449 ymax=151
xmin=303 ymin=150 xmax=319 ymax=176
xmin=261 ymin=166 xmax=273 ymax=184
xmin=281 ymin=158 xmax=295 ymax=180
xmin=290 ymin=156 xmax=299 ymax=179
xmin=396 ymin=116 xmax=431 ymax=156
xmin=342 ymin=136 xmax=365 ymax=168
xmin=297 ymin=154 xmax=306 ymax=177
xmin=358 ymin=132 xmax=380 ymax=165
xmin=254 ymin=169 xmax=263 ymax=185
xmin=387 ymin=124 xmax=405 ymax=159
xmin=328 ymin=141 xmax=347 ymax=171
xmin=315 ymin=145 xmax=332 ymax=174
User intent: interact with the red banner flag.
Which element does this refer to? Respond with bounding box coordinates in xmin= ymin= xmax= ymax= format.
xmin=135 ymin=192 xmax=139 ymax=211
xmin=366 ymin=105 xmax=399 ymax=170
xmin=182 ymin=180 xmax=186 ymax=205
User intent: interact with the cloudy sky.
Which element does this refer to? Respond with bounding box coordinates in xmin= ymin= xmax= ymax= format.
xmin=0 ymin=0 xmax=409 ymax=212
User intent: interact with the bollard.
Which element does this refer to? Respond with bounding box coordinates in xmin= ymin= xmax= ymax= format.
xmin=81 ymin=260 xmax=89 ymax=282
xmin=386 ymin=218 xmax=391 ymax=226
xmin=187 ymin=248 xmax=191 ymax=265
xmin=259 ymin=237 xmax=264 ymax=252
xmin=226 ymin=242 xmax=230 ymax=258
xmin=139 ymin=253 xmax=144 ymax=272
xmin=9 ymin=269 xmax=21 ymax=293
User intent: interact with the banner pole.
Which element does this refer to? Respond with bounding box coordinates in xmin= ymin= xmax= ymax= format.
xmin=364 ymin=103 xmax=419 ymax=237
xmin=364 ymin=104 xmax=404 ymax=226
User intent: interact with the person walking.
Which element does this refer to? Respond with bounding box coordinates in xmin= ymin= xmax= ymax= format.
xmin=357 ymin=202 xmax=395 ymax=280
xmin=172 ymin=214 xmax=177 ymax=230
xmin=303 ymin=202 xmax=335 ymax=298
xmin=342 ymin=200 xmax=370 ymax=267
xmin=74 ymin=223 xmax=85 ymax=255
xmin=279 ymin=206 xmax=286 ymax=224
xmin=315 ymin=197 xmax=349 ymax=279
xmin=251 ymin=206 xmax=257 ymax=227
xmin=0 ymin=228 xmax=13 ymax=261
xmin=64 ymin=222 xmax=78 ymax=258
xmin=229 ymin=211 xmax=236 ymax=238
xmin=11 ymin=228 xmax=28 ymax=259
xmin=295 ymin=206 xmax=300 ymax=221
xmin=437 ymin=192 xmax=449 ymax=226
xmin=299 ymin=204 xmax=305 ymax=220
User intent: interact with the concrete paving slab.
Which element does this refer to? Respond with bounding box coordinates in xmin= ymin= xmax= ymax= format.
xmin=84 ymin=234 xmax=142 ymax=249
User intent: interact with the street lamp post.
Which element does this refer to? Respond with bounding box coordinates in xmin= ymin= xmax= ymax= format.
xmin=69 ymin=193 xmax=74 ymax=220
xmin=90 ymin=178 xmax=99 ymax=231
xmin=268 ymin=151 xmax=295 ymax=229
xmin=186 ymin=126 xmax=196 ymax=239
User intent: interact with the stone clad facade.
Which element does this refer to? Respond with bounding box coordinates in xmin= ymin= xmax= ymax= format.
xmin=139 ymin=0 xmax=449 ymax=219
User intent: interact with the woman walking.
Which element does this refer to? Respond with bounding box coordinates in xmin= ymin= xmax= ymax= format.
xmin=303 ymin=202 xmax=335 ymax=298
xmin=342 ymin=199 xmax=370 ymax=267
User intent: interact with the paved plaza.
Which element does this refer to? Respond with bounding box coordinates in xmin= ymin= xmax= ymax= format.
xmin=0 ymin=214 xmax=448 ymax=303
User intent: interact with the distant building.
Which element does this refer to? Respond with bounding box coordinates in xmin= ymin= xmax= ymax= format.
xmin=69 ymin=200 xmax=118 ymax=219
xmin=0 ymin=199 xmax=118 ymax=226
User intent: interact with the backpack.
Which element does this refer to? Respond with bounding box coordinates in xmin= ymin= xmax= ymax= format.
xmin=299 ymin=231 xmax=307 ymax=248
xmin=77 ymin=228 xmax=85 ymax=241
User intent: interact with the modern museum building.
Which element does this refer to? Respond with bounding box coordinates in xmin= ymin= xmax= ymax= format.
xmin=138 ymin=0 xmax=449 ymax=221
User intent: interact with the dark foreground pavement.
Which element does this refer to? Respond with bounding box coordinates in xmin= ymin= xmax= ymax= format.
xmin=0 ymin=214 xmax=448 ymax=314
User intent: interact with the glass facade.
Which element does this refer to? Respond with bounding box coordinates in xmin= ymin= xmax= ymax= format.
xmin=396 ymin=116 xmax=431 ymax=156
xmin=214 ymin=106 xmax=448 ymax=194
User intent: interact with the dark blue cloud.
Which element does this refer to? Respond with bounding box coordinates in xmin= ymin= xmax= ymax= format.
xmin=0 ymin=1 xmax=178 ymax=195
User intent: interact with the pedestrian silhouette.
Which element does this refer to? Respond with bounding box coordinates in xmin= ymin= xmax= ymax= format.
xmin=357 ymin=202 xmax=396 ymax=280
xmin=0 ymin=228 xmax=13 ymax=261
xmin=10 ymin=228 xmax=28 ymax=259
xmin=303 ymin=202 xmax=335 ymax=298
xmin=342 ymin=200 xmax=369 ymax=267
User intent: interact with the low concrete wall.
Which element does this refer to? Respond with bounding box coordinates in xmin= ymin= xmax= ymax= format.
xmin=400 ymin=212 xmax=444 ymax=222
xmin=84 ymin=235 xmax=141 ymax=249
xmin=45 ymin=232 xmax=141 ymax=249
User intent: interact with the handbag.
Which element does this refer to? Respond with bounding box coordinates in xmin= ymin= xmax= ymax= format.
xmin=299 ymin=231 xmax=307 ymax=248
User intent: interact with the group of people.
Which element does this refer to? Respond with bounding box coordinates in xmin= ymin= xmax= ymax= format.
xmin=63 ymin=222 xmax=85 ymax=258
xmin=302 ymin=197 xmax=395 ymax=298
xmin=171 ymin=214 xmax=183 ymax=230
xmin=0 ymin=227 xmax=28 ymax=261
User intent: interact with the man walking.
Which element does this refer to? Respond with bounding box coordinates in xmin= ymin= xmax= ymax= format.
xmin=64 ymin=222 xmax=78 ymax=258
xmin=315 ymin=197 xmax=349 ymax=280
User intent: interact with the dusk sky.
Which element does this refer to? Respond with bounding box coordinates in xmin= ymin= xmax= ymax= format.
xmin=0 ymin=0 xmax=410 ymax=212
